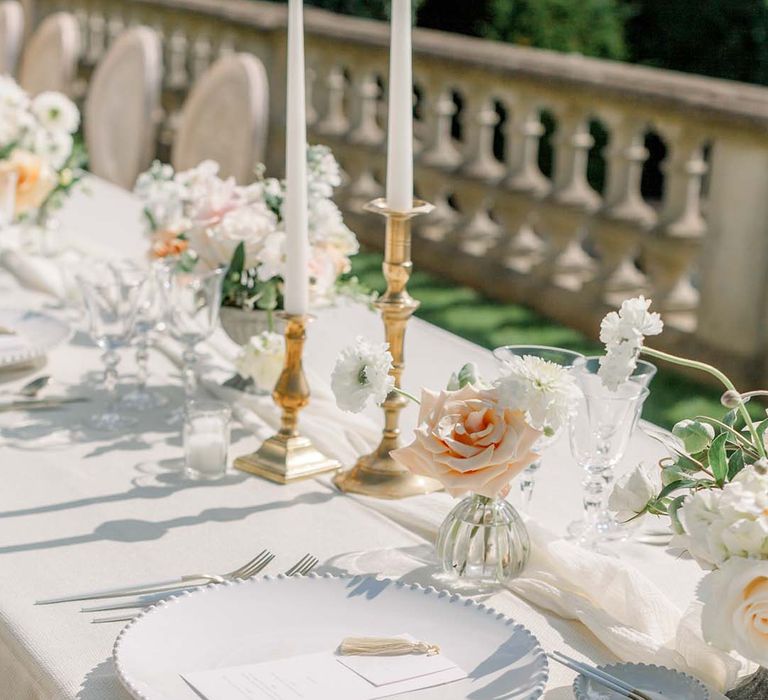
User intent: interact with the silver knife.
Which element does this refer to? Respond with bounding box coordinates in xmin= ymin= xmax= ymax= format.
xmin=0 ymin=397 xmax=88 ymax=412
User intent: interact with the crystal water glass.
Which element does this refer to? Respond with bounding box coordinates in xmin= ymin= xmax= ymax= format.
xmin=113 ymin=261 xmax=168 ymax=410
xmin=493 ymin=345 xmax=585 ymax=510
xmin=183 ymin=400 xmax=231 ymax=480
xmin=77 ymin=267 xmax=147 ymax=431
xmin=163 ymin=266 xmax=225 ymax=403
xmin=567 ymin=357 xmax=649 ymax=548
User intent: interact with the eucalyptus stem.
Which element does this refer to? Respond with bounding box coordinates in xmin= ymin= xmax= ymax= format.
xmin=641 ymin=346 xmax=766 ymax=459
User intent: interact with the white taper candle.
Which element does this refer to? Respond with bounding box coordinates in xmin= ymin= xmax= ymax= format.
xmin=385 ymin=0 xmax=413 ymax=213
xmin=283 ymin=0 xmax=309 ymax=315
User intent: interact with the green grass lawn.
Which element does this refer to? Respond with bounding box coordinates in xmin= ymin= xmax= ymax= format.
xmin=350 ymin=250 xmax=730 ymax=430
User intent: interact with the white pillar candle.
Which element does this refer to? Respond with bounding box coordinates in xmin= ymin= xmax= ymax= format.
xmin=283 ymin=0 xmax=310 ymax=316
xmin=385 ymin=0 xmax=414 ymax=213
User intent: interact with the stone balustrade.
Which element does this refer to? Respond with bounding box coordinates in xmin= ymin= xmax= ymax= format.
xmin=26 ymin=0 xmax=768 ymax=388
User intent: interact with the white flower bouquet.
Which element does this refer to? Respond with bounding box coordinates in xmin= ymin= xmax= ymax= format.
xmin=0 ymin=76 xmax=85 ymax=224
xmin=601 ymin=296 xmax=768 ymax=678
xmin=134 ymin=146 xmax=365 ymax=315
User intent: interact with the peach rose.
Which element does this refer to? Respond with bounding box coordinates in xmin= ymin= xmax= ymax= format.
xmin=702 ymin=557 xmax=768 ymax=666
xmin=0 ymin=149 xmax=56 ymax=215
xmin=392 ymin=385 xmax=542 ymax=499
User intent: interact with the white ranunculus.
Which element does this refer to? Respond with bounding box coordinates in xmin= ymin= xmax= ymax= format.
xmin=494 ymin=355 xmax=580 ymax=435
xmin=608 ymin=462 xmax=661 ymax=522
xmin=331 ymin=337 xmax=394 ymax=413
xmin=675 ymin=488 xmax=728 ymax=567
xmin=675 ymin=467 xmax=768 ymax=567
xmin=30 ymin=91 xmax=79 ymax=134
xmin=701 ymin=557 xmax=768 ymax=667
xmin=255 ymin=231 xmax=285 ymax=283
xmin=234 ymin=331 xmax=285 ymax=391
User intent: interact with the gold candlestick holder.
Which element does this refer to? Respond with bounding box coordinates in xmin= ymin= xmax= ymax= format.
xmin=235 ymin=313 xmax=340 ymax=483
xmin=333 ymin=198 xmax=442 ymax=499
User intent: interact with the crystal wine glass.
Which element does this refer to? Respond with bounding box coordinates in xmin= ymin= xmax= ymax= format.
xmin=567 ymin=356 xmax=649 ymax=548
xmin=77 ymin=267 xmax=148 ymax=431
xmin=113 ymin=261 xmax=168 ymax=410
xmin=493 ymin=345 xmax=585 ymax=510
xmin=163 ymin=266 xmax=225 ymax=404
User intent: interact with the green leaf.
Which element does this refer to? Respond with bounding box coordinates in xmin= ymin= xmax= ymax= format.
xmin=656 ymin=478 xmax=699 ymax=501
xmin=668 ymin=495 xmax=687 ymax=535
xmin=728 ymin=449 xmax=746 ymax=481
xmin=229 ymin=241 xmax=245 ymax=276
xmin=722 ymin=409 xmax=738 ymax=427
xmin=709 ymin=432 xmax=729 ymax=485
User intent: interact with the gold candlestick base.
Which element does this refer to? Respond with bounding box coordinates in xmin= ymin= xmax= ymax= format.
xmin=333 ymin=198 xmax=442 ymax=499
xmin=235 ymin=314 xmax=340 ymax=484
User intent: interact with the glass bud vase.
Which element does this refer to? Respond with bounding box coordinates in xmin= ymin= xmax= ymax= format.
xmin=435 ymin=494 xmax=530 ymax=588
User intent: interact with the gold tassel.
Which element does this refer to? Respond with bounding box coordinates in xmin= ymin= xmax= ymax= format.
xmin=338 ymin=637 xmax=440 ymax=656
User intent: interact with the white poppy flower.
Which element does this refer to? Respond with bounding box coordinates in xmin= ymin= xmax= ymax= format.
xmin=331 ymin=337 xmax=394 ymax=413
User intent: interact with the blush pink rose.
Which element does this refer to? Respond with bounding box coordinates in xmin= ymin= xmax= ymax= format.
xmin=392 ymin=385 xmax=542 ymax=499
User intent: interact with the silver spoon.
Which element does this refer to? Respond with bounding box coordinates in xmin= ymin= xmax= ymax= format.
xmin=10 ymin=376 xmax=51 ymax=398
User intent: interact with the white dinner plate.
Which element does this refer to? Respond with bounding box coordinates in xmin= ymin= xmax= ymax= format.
xmin=114 ymin=574 xmax=549 ymax=700
xmin=0 ymin=309 xmax=71 ymax=369
xmin=573 ymin=662 xmax=711 ymax=699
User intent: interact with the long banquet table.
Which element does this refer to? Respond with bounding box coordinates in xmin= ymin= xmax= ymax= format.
xmin=0 ymin=179 xmax=717 ymax=699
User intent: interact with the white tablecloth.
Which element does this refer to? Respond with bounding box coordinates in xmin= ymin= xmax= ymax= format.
xmin=0 ymin=180 xmax=719 ymax=699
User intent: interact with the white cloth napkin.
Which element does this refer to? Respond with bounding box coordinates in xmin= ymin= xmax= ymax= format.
xmin=0 ymin=248 xmax=81 ymax=302
xmin=352 ymin=493 xmax=741 ymax=693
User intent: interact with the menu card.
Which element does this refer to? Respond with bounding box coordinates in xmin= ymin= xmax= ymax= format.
xmin=182 ymin=636 xmax=466 ymax=699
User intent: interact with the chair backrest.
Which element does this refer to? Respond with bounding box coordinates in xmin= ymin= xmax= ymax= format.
xmin=0 ymin=1 xmax=23 ymax=75
xmin=18 ymin=11 xmax=79 ymax=95
xmin=84 ymin=26 xmax=162 ymax=190
xmin=171 ymin=53 xmax=268 ymax=183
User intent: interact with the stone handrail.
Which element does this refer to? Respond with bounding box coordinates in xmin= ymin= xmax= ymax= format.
xmin=28 ymin=0 xmax=768 ymax=387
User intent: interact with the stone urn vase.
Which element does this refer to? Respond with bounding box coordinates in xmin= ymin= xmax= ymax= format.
xmin=727 ymin=668 xmax=768 ymax=699
xmin=219 ymin=307 xmax=284 ymax=346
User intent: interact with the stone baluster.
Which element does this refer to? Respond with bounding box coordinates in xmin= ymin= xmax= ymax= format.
xmin=85 ymin=12 xmax=106 ymax=66
xmin=533 ymin=107 xmax=598 ymax=287
xmin=493 ymin=96 xmax=548 ymax=271
xmin=350 ymin=72 xmax=384 ymax=146
xmin=416 ymin=87 xmax=462 ymax=242
xmin=305 ymin=67 xmax=318 ymax=126
xmin=317 ymin=66 xmax=349 ymax=136
xmin=106 ymin=15 xmax=124 ymax=45
xmin=218 ymin=33 xmax=235 ymax=59
xmin=642 ymin=124 xmax=707 ymax=323
xmin=74 ymin=9 xmax=88 ymax=59
xmin=588 ymin=114 xmax=655 ymax=304
xmin=166 ymin=30 xmax=189 ymax=90
xmin=192 ymin=35 xmax=212 ymax=81
xmin=455 ymin=92 xmax=504 ymax=255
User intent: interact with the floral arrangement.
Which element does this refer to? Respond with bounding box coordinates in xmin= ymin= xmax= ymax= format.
xmin=134 ymin=146 xmax=364 ymax=313
xmin=331 ymin=337 xmax=578 ymax=499
xmin=0 ymin=76 xmax=85 ymax=222
xmin=602 ymin=296 xmax=768 ymax=671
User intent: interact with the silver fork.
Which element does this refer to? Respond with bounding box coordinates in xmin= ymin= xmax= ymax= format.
xmin=81 ymin=550 xmax=276 ymax=613
xmin=91 ymin=553 xmax=319 ymax=623
xmin=38 ymin=550 xmax=275 ymax=605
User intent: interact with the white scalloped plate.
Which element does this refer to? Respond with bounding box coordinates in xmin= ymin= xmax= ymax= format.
xmin=573 ymin=662 xmax=711 ymax=699
xmin=0 ymin=309 xmax=71 ymax=369
xmin=114 ymin=574 xmax=549 ymax=700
